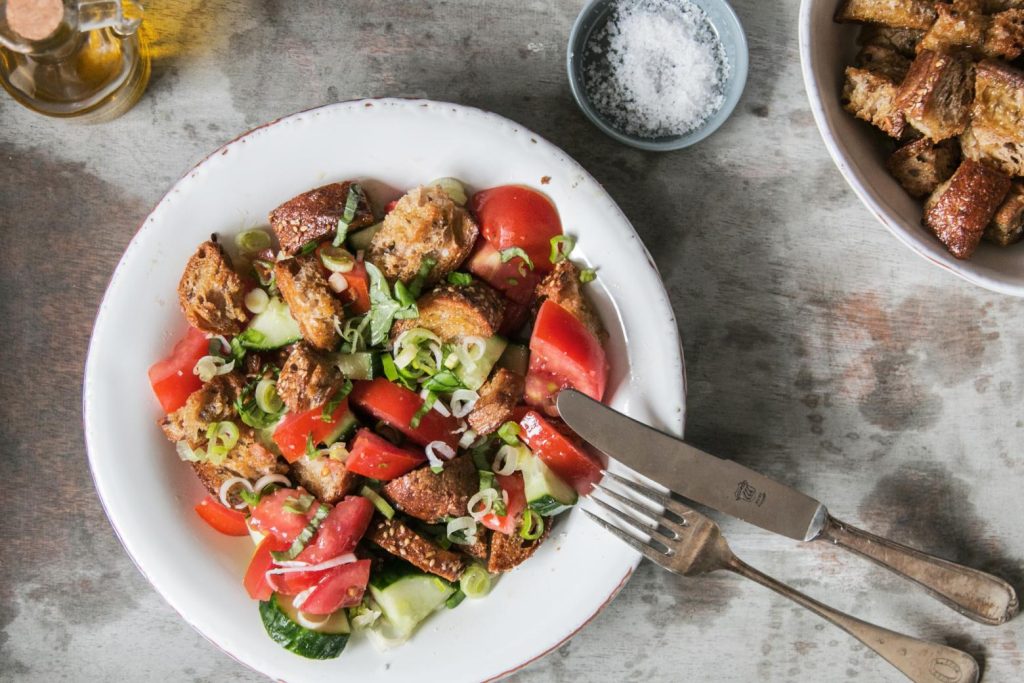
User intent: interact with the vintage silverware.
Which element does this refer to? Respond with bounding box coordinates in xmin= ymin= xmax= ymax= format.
xmin=585 ymin=472 xmax=981 ymax=683
xmin=557 ymin=390 xmax=1019 ymax=625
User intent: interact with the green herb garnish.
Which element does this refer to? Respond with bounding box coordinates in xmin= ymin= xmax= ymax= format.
xmin=447 ymin=272 xmax=472 ymax=286
xmin=365 ymin=262 xmax=418 ymax=347
xmin=499 ymin=247 xmax=534 ymax=270
xmin=333 ymin=184 xmax=364 ymax=247
xmin=497 ymin=421 xmax=521 ymax=446
xmin=282 ymin=492 xmax=315 ymax=515
xmin=579 ymin=268 xmax=597 ymax=284
xmin=549 ymin=235 xmax=575 ymax=264
xmin=320 ymin=380 xmax=353 ymax=422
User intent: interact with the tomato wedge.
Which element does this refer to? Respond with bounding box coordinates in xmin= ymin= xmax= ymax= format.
xmin=465 ymin=238 xmax=542 ymax=305
xmin=518 ymin=410 xmax=602 ymax=495
xmin=249 ymin=488 xmax=319 ymax=544
xmin=194 ymin=496 xmax=249 ymax=536
xmin=341 ymin=260 xmax=371 ymax=314
xmin=345 ymin=429 xmax=426 ymax=480
xmin=244 ymin=535 xmax=289 ymax=600
xmin=349 ymin=378 xmax=460 ymax=448
xmin=480 ymin=472 xmax=526 ymax=535
xmin=470 ymin=185 xmax=562 ymax=274
xmin=299 ymin=559 xmax=373 ymax=614
xmin=148 ymin=327 xmax=209 ymax=412
xmin=298 ymin=496 xmax=374 ymax=564
xmin=525 ymin=299 xmax=607 ymax=415
xmin=272 ymin=398 xmax=352 ymax=463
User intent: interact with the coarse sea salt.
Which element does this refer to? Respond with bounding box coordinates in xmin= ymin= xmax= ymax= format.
xmin=582 ymin=0 xmax=730 ymax=138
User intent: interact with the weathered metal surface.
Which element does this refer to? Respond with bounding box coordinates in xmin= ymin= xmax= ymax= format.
xmin=1 ymin=1 xmax=1021 ymax=681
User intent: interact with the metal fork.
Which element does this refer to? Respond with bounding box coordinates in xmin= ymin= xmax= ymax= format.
xmin=586 ymin=472 xmax=981 ymax=683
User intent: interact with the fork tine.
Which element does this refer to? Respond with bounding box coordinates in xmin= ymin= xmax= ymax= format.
xmin=589 ymin=492 xmax=657 ymax=533
xmin=602 ymin=470 xmax=694 ymax=523
xmin=591 ymin=482 xmax=682 ymax=540
xmin=582 ymin=510 xmax=671 ymax=566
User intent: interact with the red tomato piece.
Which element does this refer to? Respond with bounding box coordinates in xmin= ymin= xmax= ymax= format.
xmin=249 ymin=488 xmax=318 ymax=544
xmin=470 ymin=185 xmax=562 ymax=274
xmin=148 ymin=327 xmax=209 ymax=412
xmin=480 ymin=472 xmax=526 ymax=535
xmin=349 ymin=378 xmax=460 ymax=448
xmin=194 ymin=496 xmax=249 ymax=536
xmin=299 ymin=559 xmax=373 ymax=615
xmin=384 ymin=199 xmax=399 ymax=214
xmin=465 ymin=238 xmax=542 ymax=305
xmin=298 ymin=496 xmax=374 ymax=564
xmin=342 ymin=260 xmax=371 ymax=315
xmin=345 ymin=429 xmax=426 ymax=480
xmin=244 ymin=535 xmax=289 ymax=600
xmin=525 ymin=299 xmax=607 ymax=415
xmin=272 ymin=398 xmax=352 ymax=463
xmin=519 ymin=410 xmax=602 ymax=495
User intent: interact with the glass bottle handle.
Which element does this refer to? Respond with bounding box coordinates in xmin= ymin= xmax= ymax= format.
xmin=75 ymin=0 xmax=142 ymax=35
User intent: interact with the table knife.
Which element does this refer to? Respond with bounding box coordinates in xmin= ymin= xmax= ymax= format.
xmin=557 ymin=389 xmax=1019 ymax=626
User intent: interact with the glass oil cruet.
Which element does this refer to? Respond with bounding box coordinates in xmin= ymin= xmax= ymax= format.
xmin=0 ymin=0 xmax=149 ymax=121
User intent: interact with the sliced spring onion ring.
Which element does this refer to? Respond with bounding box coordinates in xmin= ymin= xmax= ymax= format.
xmin=294 ymin=609 xmax=331 ymax=629
xmin=497 ymin=421 xmax=520 ymax=446
xmin=459 ymin=563 xmax=492 ymax=598
xmin=271 ymin=503 xmax=331 ymax=562
xmin=244 ymin=288 xmax=269 ymax=314
xmin=425 ymin=440 xmax=456 ymax=472
xmin=176 ymin=441 xmax=204 ymax=462
xmin=467 ymin=488 xmax=498 ymax=521
xmin=193 ymin=355 xmax=234 ymax=382
xmin=549 ymin=234 xmax=576 ymax=264
xmin=446 ymin=516 xmax=478 ymax=545
xmin=492 ymin=444 xmax=522 ymax=476
xmin=328 ymin=271 xmax=349 ymax=293
xmin=207 ymin=334 xmax=231 ymax=354
xmin=319 ymin=244 xmax=355 ymax=273
xmin=520 ymin=509 xmax=545 ymax=540
xmin=253 ymin=473 xmax=291 ymax=493
xmin=360 ymin=485 xmax=395 ymax=519
xmin=235 ymin=229 xmax=272 ymax=254
xmin=219 ymin=476 xmax=254 ymax=510
xmin=460 ymin=336 xmax=486 ymax=362
xmin=254 ymin=378 xmax=284 ymax=414
xmin=458 ymin=428 xmax=478 ymax=449
xmin=266 ymin=553 xmax=357 ymax=577
xmin=449 ymin=389 xmax=479 ymax=418
xmin=205 ymin=421 xmax=240 ymax=464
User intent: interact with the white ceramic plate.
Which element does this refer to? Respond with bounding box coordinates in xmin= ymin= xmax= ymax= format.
xmin=84 ymin=99 xmax=686 ymax=682
xmin=799 ymin=0 xmax=1024 ymax=297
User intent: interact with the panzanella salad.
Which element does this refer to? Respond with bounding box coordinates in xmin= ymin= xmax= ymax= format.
xmin=148 ymin=178 xmax=609 ymax=659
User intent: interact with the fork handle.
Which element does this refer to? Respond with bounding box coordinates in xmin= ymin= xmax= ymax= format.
xmin=820 ymin=515 xmax=1019 ymax=626
xmin=726 ymin=557 xmax=980 ymax=683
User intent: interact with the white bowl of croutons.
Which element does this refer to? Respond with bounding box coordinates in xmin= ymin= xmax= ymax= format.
xmin=799 ymin=0 xmax=1024 ymax=296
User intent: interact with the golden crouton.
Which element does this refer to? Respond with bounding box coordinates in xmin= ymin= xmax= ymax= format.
xmin=367 ymin=186 xmax=479 ymax=285
xmin=457 ymin=531 xmax=490 ymax=561
xmin=918 ymin=2 xmax=1024 ymax=60
xmin=895 ymin=50 xmax=975 ymax=141
xmin=269 ymin=182 xmax=375 ymax=255
xmin=289 ymin=454 xmax=360 ymax=505
xmin=275 ymin=343 xmax=346 ymax=413
xmin=860 ymin=25 xmax=925 ymax=56
xmin=390 ymin=280 xmax=505 ymax=343
xmin=960 ymin=125 xmax=1024 ymax=175
xmin=842 ymin=66 xmax=908 ymax=138
xmin=160 ymin=373 xmax=246 ymax=448
xmin=381 ymin=455 xmax=478 ymax=523
xmin=835 ymin=0 xmax=937 ymax=30
xmin=924 ymin=159 xmax=1012 ymax=257
xmin=985 ymin=181 xmax=1024 ymax=244
xmin=887 ymin=138 xmax=961 ymax=197
xmin=986 ymin=9 xmax=1024 ymax=60
xmin=274 ymin=255 xmax=344 ymax=351
xmin=535 ymin=260 xmax=607 ymax=342
xmin=972 ymin=60 xmax=1024 ymax=143
xmin=855 ymin=43 xmax=913 ymax=82
xmin=192 ymin=432 xmax=288 ymax=497
xmin=467 ymin=368 xmax=525 ymax=436
xmin=367 ymin=517 xmax=467 ymax=581
xmin=177 ymin=240 xmax=248 ymax=335
xmin=487 ymin=517 xmax=551 ymax=573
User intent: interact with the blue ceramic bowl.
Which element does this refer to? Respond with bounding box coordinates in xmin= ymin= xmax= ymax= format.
xmin=567 ymin=0 xmax=748 ymax=151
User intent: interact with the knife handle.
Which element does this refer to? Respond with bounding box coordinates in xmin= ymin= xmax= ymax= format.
xmin=820 ymin=515 xmax=1019 ymax=625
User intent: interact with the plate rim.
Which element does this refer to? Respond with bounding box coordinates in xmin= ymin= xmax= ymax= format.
xmin=82 ymin=97 xmax=687 ymax=681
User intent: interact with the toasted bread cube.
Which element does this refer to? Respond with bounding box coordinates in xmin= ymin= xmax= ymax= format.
xmin=961 ymin=125 xmax=1024 ymax=175
xmin=985 ymin=181 xmax=1024 ymax=243
xmin=367 ymin=517 xmax=466 ymax=581
xmin=984 ymin=0 xmax=1024 ymax=9
xmin=972 ymin=60 xmax=1024 ymax=143
xmin=487 ymin=516 xmax=551 ymax=573
xmin=380 ymin=455 xmax=478 ymax=523
xmin=192 ymin=432 xmax=287 ymax=498
xmin=368 ymin=186 xmax=479 ymax=285
xmin=887 ymin=137 xmax=961 ymax=197
xmin=860 ymin=25 xmax=925 ymax=57
xmin=835 ymin=0 xmax=937 ymax=29
xmin=855 ymin=43 xmax=913 ymax=81
xmin=895 ymin=50 xmax=975 ymax=140
xmin=986 ymin=9 xmax=1024 ymax=60
xmin=390 ymin=280 xmax=505 ymax=343
xmin=275 ymin=343 xmax=346 ymax=413
xmin=918 ymin=1 xmax=990 ymax=53
xmin=269 ymin=182 xmax=375 ymax=256
xmin=457 ymin=531 xmax=490 ymax=561
xmin=289 ymin=454 xmax=359 ymax=504
xmin=467 ymin=368 xmax=525 ymax=436
xmin=274 ymin=255 xmax=344 ymax=350
xmin=842 ymin=66 xmax=908 ymax=138
xmin=177 ymin=240 xmax=248 ymax=335
xmin=535 ymin=260 xmax=607 ymax=342
xmin=160 ymin=373 xmax=245 ymax=448
xmin=924 ymin=159 xmax=1012 ymax=257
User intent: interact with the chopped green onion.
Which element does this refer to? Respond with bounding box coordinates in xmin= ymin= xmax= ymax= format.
xmin=447 ymin=272 xmax=472 ymax=286
xmin=205 ymin=421 xmax=240 ymax=464
xmin=549 ymin=235 xmax=575 ymax=263
xmin=460 ymin=564 xmax=492 ymax=598
xmin=445 ymin=589 xmax=467 ymax=609
xmin=360 ymin=485 xmax=395 ymax=519
xmin=230 ymin=337 xmax=247 ymax=362
xmin=299 ymin=239 xmax=319 ymax=255
xmin=499 ymin=247 xmax=534 ymax=270
xmin=410 ymin=392 xmax=435 ymax=429
xmin=305 ymin=432 xmax=317 ymax=459
xmin=407 ymin=257 xmax=437 ymax=299
xmin=478 ymin=470 xmax=496 ymax=492
xmin=520 ymin=509 xmax=545 ymax=540
xmin=271 ymin=503 xmax=330 ymax=561
xmin=236 ymin=328 xmax=267 ymax=349
xmin=238 ymin=488 xmax=262 ymax=507
xmin=497 ymin=421 xmax=521 ymax=446
xmin=394 ymin=280 xmax=416 ymax=308
xmin=491 ymin=496 xmax=507 ymax=517
xmin=235 ymin=229 xmax=272 ymax=254
xmin=282 ymin=492 xmax=315 ymax=514
xmin=320 ymin=380 xmax=353 ymax=422
xmin=319 ymin=244 xmax=355 ymax=273
xmin=254 ymin=378 xmax=284 ymax=414
xmin=333 ymin=184 xmax=364 ymax=247
xmin=579 ymin=268 xmax=597 ymax=284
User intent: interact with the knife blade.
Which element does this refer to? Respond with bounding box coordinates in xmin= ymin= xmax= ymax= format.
xmin=557 ymin=390 xmax=828 ymax=542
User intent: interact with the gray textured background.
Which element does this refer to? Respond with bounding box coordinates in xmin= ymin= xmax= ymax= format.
xmin=2 ymin=1 xmax=1022 ymax=681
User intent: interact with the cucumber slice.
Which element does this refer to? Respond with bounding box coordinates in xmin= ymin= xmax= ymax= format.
xmin=335 ymin=351 xmax=378 ymax=380
xmin=240 ymin=297 xmax=302 ymax=350
xmin=454 ymin=335 xmax=508 ymax=391
xmin=276 ymin=593 xmax=351 ymax=635
xmin=522 ymin=448 xmax=578 ymax=516
xmin=347 ymin=222 xmax=382 ymax=252
xmin=496 ymin=342 xmax=529 ymax=376
xmin=323 ymin=410 xmax=359 ymax=445
xmin=369 ymin=561 xmax=455 ymax=637
xmin=259 ymin=593 xmax=349 ymax=659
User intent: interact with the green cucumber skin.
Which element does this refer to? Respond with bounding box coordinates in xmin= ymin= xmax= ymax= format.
xmin=521 ymin=449 xmax=577 ymax=515
xmin=528 ymin=495 xmax=573 ymax=517
xmin=347 ymin=222 xmax=382 ymax=252
xmin=242 ymin=298 xmax=303 ymax=350
xmin=456 ymin=335 xmax=508 ymax=391
xmin=323 ymin=411 xmax=359 ymax=445
xmin=259 ymin=595 xmax=349 ymax=660
xmin=335 ymin=352 xmax=379 ymax=380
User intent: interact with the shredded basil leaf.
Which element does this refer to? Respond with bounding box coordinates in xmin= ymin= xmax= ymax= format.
xmin=333 ymin=184 xmax=364 ymax=247
xmin=549 ymin=235 xmax=576 ymax=264
xmin=365 ymin=262 xmax=418 ymax=347
xmin=407 ymin=257 xmax=437 ymax=299
xmin=499 ymin=247 xmax=534 ymax=270
xmin=422 ymin=369 xmax=463 ymax=393
xmin=410 ymin=391 xmax=435 ymax=429
xmin=394 ymin=281 xmax=416 ymax=308
xmin=305 ymin=432 xmax=317 ymax=459
xmin=272 ymin=503 xmax=330 ymax=561
xmin=282 ymin=492 xmax=315 ymax=515
xmin=579 ymin=268 xmax=597 ymax=283
xmin=238 ymin=488 xmax=261 ymax=507
xmin=447 ymin=272 xmax=472 ymax=286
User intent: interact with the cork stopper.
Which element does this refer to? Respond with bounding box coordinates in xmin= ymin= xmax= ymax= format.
xmin=6 ymin=0 xmax=64 ymax=41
